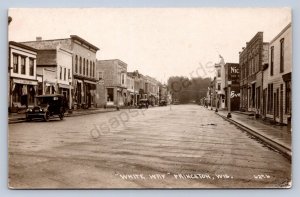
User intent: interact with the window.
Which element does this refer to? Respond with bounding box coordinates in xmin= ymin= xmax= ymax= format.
xmin=267 ymin=83 xmax=273 ymax=114
xmin=83 ymin=58 xmax=86 ymax=75
xmin=68 ymin=69 xmax=71 ymax=80
xmin=75 ymin=55 xmax=78 ymax=73
xmin=86 ymin=61 xmax=90 ymax=76
xmin=276 ymin=88 xmax=279 ymax=117
xmin=217 ymin=69 xmax=221 ymax=77
xmin=13 ymin=54 xmax=18 ymax=73
xmin=280 ymin=38 xmax=284 ymax=73
xmin=270 ymin=46 xmax=274 ymax=76
xmin=79 ymin=57 xmax=82 ymax=74
xmin=64 ymin=67 xmax=66 ymax=81
xmin=60 ymin=66 xmax=62 ymax=80
xmin=29 ymin=58 xmax=34 ymax=76
xmin=121 ymin=73 xmax=125 ymax=85
xmin=93 ymin=62 xmax=95 ymax=77
xmin=90 ymin=61 xmax=92 ymax=76
xmin=21 ymin=56 xmax=26 ymax=74
xmin=107 ymin=88 xmax=114 ymax=102
xmin=286 ymin=81 xmax=291 ymax=114
xmin=98 ymin=72 xmax=103 ymax=80
xmin=86 ymin=60 xmax=89 ymax=76
xmin=217 ymin=83 xmax=221 ymax=91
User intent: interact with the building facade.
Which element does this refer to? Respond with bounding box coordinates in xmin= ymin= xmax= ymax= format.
xmin=126 ymin=73 xmax=135 ymax=106
xmin=224 ymin=63 xmax=240 ymax=111
xmin=214 ymin=56 xmax=226 ymax=109
xmin=262 ymin=23 xmax=292 ymax=125
xmin=239 ymin=32 xmax=269 ymax=115
xmin=96 ymin=59 xmax=127 ymax=107
xmin=8 ymin=41 xmax=38 ymax=112
xmin=145 ymin=75 xmax=160 ymax=106
xmin=22 ymin=35 xmax=99 ymax=109
xmin=33 ymin=47 xmax=73 ymax=108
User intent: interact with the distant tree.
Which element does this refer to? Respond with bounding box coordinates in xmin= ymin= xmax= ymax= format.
xmin=167 ymin=76 xmax=211 ymax=104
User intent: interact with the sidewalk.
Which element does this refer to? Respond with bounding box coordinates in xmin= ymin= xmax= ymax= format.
xmin=215 ymin=108 xmax=291 ymax=159
xmin=8 ymin=107 xmax=118 ymax=124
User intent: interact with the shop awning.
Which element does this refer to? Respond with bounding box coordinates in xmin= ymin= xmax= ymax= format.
xmin=58 ymin=83 xmax=73 ymax=89
xmin=13 ymin=78 xmax=38 ymax=86
xmin=84 ymin=80 xmax=97 ymax=85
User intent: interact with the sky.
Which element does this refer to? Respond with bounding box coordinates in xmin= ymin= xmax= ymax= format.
xmin=8 ymin=8 xmax=291 ymax=83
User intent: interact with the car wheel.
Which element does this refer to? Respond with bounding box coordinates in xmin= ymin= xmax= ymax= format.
xmin=59 ymin=112 xmax=64 ymax=120
xmin=26 ymin=116 xmax=32 ymax=122
xmin=44 ymin=112 xmax=50 ymax=122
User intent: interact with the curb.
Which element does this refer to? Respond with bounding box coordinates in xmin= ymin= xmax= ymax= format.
xmin=216 ymin=112 xmax=291 ymax=161
xmin=8 ymin=109 xmax=118 ymax=124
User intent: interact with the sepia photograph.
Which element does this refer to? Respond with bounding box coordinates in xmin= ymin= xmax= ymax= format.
xmin=7 ymin=8 xmax=292 ymax=189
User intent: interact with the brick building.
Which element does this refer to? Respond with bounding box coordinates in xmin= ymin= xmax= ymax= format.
xmin=8 ymin=41 xmax=38 ymax=112
xmin=96 ymin=59 xmax=127 ymax=107
xmin=22 ymin=35 xmax=99 ymax=109
xmin=262 ymin=23 xmax=292 ymax=125
xmin=239 ymin=32 xmax=269 ymax=115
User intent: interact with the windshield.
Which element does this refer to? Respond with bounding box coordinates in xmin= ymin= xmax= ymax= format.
xmin=36 ymin=97 xmax=55 ymax=106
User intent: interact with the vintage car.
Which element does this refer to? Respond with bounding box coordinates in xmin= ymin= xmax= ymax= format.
xmin=138 ymin=99 xmax=149 ymax=109
xmin=159 ymin=100 xmax=167 ymax=106
xmin=26 ymin=94 xmax=67 ymax=121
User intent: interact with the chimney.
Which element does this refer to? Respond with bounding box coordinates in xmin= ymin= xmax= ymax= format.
xmin=36 ymin=37 xmax=42 ymax=41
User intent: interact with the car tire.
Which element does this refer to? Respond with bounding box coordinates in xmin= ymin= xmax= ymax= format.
xmin=59 ymin=112 xmax=64 ymax=120
xmin=44 ymin=112 xmax=50 ymax=122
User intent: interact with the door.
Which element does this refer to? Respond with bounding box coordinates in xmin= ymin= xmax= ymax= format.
xmin=280 ymin=84 xmax=283 ymax=124
xmin=273 ymin=92 xmax=276 ymax=121
xmin=263 ymin=89 xmax=267 ymax=117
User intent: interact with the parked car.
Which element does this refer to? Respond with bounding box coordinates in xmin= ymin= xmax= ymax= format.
xmin=138 ymin=99 xmax=149 ymax=109
xmin=159 ymin=100 xmax=167 ymax=106
xmin=26 ymin=94 xmax=67 ymax=121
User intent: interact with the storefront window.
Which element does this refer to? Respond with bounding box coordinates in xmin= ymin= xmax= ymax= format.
xmin=107 ymin=88 xmax=114 ymax=102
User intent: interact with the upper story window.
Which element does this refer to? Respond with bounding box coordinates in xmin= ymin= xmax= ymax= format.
xmin=75 ymin=55 xmax=78 ymax=73
xmin=86 ymin=59 xmax=89 ymax=76
xmin=21 ymin=56 xmax=26 ymax=75
xmin=13 ymin=54 xmax=18 ymax=73
xmin=79 ymin=57 xmax=82 ymax=74
xmin=121 ymin=73 xmax=125 ymax=85
xmin=280 ymin=38 xmax=284 ymax=73
xmin=86 ymin=61 xmax=89 ymax=77
xmin=60 ymin=66 xmax=62 ymax=80
xmin=90 ymin=61 xmax=92 ymax=77
xmin=68 ymin=69 xmax=71 ymax=80
xmin=270 ymin=46 xmax=274 ymax=76
xmin=64 ymin=67 xmax=66 ymax=81
xmin=83 ymin=58 xmax=86 ymax=75
xmin=98 ymin=71 xmax=103 ymax=80
xmin=93 ymin=62 xmax=95 ymax=78
xmin=29 ymin=58 xmax=34 ymax=76
xmin=217 ymin=83 xmax=221 ymax=91
xmin=217 ymin=69 xmax=221 ymax=77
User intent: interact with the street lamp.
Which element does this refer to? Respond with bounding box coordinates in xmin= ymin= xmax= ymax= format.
xmin=227 ymin=81 xmax=232 ymax=118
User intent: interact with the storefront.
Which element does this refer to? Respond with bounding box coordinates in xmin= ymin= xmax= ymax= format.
xmin=10 ymin=78 xmax=38 ymax=111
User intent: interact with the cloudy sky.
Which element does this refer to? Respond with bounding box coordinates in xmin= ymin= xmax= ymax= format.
xmin=8 ymin=8 xmax=291 ymax=83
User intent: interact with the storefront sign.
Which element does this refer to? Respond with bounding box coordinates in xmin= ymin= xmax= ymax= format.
xmin=13 ymin=78 xmax=38 ymax=86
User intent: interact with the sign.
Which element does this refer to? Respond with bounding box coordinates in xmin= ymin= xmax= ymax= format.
xmin=228 ymin=64 xmax=240 ymax=84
